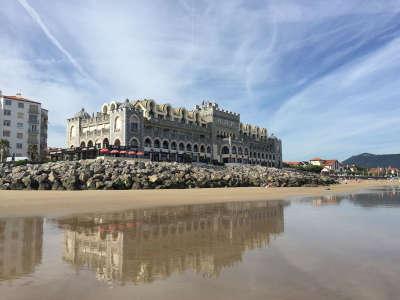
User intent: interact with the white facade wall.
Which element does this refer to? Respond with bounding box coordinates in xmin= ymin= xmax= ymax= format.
xmin=0 ymin=94 xmax=46 ymax=158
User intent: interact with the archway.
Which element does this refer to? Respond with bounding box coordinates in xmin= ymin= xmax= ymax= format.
xmin=130 ymin=138 xmax=139 ymax=149
xmin=162 ymin=140 xmax=169 ymax=150
xmin=154 ymin=139 xmax=160 ymax=148
xmin=114 ymin=139 xmax=121 ymax=147
xmin=103 ymin=138 xmax=109 ymax=148
xmin=144 ymin=138 xmax=152 ymax=148
xmin=80 ymin=141 xmax=86 ymax=148
xmin=87 ymin=140 xmax=93 ymax=147
xmin=221 ymin=146 xmax=229 ymax=154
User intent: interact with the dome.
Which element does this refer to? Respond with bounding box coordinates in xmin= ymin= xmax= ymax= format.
xmin=74 ymin=108 xmax=90 ymax=119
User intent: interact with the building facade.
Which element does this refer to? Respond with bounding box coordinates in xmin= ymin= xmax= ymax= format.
xmin=0 ymin=92 xmax=48 ymax=160
xmin=67 ymin=99 xmax=282 ymax=167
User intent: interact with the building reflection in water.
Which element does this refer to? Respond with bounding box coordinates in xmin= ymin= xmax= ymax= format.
xmin=0 ymin=218 xmax=43 ymax=281
xmin=58 ymin=200 xmax=285 ymax=285
xmin=303 ymin=187 xmax=400 ymax=208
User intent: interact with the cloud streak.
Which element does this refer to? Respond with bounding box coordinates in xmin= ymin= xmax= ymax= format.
xmin=1 ymin=0 xmax=400 ymax=159
xmin=16 ymin=0 xmax=90 ymax=79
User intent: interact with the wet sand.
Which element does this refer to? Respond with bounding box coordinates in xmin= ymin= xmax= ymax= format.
xmin=0 ymin=180 xmax=397 ymax=217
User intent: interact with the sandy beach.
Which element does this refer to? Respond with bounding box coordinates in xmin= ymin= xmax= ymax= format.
xmin=0 ymin=180 xmax=397 ymax=217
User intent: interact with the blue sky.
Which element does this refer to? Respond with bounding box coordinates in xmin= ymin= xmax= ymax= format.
xmin=1 ymin=0 xmax=400 ymax=161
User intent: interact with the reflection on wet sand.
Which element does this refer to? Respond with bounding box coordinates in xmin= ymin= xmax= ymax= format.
xmin=305 ymin=187 xmax=400 ymax=208
xmin=0 ymin=218 xmax=43 ymax=281
xmin=58 ymin=200 xmax=285 ymax=284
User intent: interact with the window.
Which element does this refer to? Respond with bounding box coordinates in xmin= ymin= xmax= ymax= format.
xmin=31 ymin=124 xmax=38 ymax=132
xmin=3 ymin=130 xmax=10 ymax=137
xmin=18 ymin=102 xmax=24 ymax=108
xmin=130 ymin=122 xmax=138 ymax=131
xmin=16 ymin=143 xmax=23 ymax=149
xmin=29 ymin=114 xmax=38 ymax=123
xmin=4 ymin=110 xmax=11 ymax=116
xmin=3 ymin=120 xmax=10 ymax=126
xmin=5 ymin=100 xmax=11 ymax=105
xmin=17 ymin=133 xmax=23 ymax=139
xmin=17 ymin=112 xmax=24 ymax=119
xmin=17 ymin=122 xmax=23 ymax=128
xmin=29 ymin=104 xmax=38 ymax=113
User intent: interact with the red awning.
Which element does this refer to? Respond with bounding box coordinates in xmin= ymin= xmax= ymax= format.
xmin=119 ymin=150 xmax=127 ymax=154
xmin=110 ymin=150 xmax=119 ymax=154
xmin=99 ymin=148 xmax=110 ymax=154
xmin=136 ymin=151 xmax=144 ymax=155
xmin=128 ymin=151 xmax=137 ymax=155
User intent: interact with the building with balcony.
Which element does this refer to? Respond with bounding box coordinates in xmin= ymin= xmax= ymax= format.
xmin=0 ymin=91 xmax=48 ymax=160
xmin=66 ymin=99 xmax=282 ymax=166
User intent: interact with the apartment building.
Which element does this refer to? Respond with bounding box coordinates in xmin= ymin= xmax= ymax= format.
xmin=0 ymin=91 xmax=48 ymax=160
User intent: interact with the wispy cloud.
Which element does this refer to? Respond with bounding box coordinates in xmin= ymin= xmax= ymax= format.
xmin=16 ymin=0 xmax=91 ymax=79
xmin=1 ymin=0 xmax=400 ymax=159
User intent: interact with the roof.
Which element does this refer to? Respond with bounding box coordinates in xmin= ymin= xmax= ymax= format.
xmin=3 ymin=95 xmax=41 ymax=105
xmin=324 ymin=160 xmax=339 ymax=166
xmin=310 ymin=157 xmax=324 ymax=161
xmin=285 ymin=161 xmax=303 ymax=166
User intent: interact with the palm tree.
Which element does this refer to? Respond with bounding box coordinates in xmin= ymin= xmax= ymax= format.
xmin=28 ymin=144 xmax=38 ymax=162
xmin=0 ymin=139 xmax=10 ymax=162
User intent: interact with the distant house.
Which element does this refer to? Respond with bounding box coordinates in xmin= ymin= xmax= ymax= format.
xmin=309 ymin=158 xmax=325 ymax=167
xmin=310 ymin=158 xmax=342 ymax=173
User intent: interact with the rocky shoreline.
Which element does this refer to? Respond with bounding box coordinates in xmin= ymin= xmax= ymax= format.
xmin=0 ymin=160 xmax=337 ymax=190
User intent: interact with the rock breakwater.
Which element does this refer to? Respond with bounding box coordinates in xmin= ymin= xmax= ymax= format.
xmin=0 ymin=160 xmax=336 ymax=190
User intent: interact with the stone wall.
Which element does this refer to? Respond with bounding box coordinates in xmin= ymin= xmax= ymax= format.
xmin=0 ymin=160 xmax=336 ymax=190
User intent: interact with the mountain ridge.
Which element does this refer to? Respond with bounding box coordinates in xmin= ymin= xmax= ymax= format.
xmin=342 ymin=153 xmax=400 ymax=168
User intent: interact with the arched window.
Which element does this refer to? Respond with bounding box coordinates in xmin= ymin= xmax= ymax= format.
xmin=171 ymin=141 xmax=177 ymax=150
xmin=244 ymin=148 xmax=249 ymax=155
xmin=193 ymin=144 xmax=198 ymax=152
xmin=257 ymin=153 xmax=260 ymax=159
xmin=162 ymin=140 xmax=169 ymax=150
xmin=130 ymin=138 xmax=139 ymax=148
xmin=232 ymin=146 xmax=237 ymax=154
xmin=179 ymin=143 xmax=185 ymax=151
xmin=69 ymin=125 xmax=76 ymax=140
xmin=144 ymin=138 xmax=152 ymax=148
xmin=80 ymin=141 xmax=86 ymax=148
xmin=154 ymin=139 xmax=160 ymax=148
xmin=129 ymin=115 xmax=139 ymax=131
xmin=238 ymin=147 xmax=243 ymax=155
xmin=221 ymin=146 xmax=229 ymax=154
xmin=206 ymin=146 xmax=211 ymax=153
xmin=87 ymin=140 xmax=93 ymax=147
xmin=262 ymin=153 xmax=265 ymax=159
xmin=103 ymin=138 xmax=109 ymax=148
xmin=114 ymin=139 xmax=121 ymax=147
xmin=200 ymin=145 xmax=205 ymax=153
xmin=186 ymin=143 xmax=192 ymax=152
xmin=114 ymin=116 xmax=121 ymax=132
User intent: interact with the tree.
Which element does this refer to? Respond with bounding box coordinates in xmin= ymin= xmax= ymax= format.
xmin=0 ymin=139 xmax=10 ymax=162
xmin=28 ymin=144 xmax=38 ymax=162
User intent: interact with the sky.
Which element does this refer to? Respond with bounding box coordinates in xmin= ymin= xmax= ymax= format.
xmin=1 ymin=0 xmax=400 ymax=161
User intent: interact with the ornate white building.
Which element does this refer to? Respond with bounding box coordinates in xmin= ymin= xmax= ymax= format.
xmin=67 ymin=99 xmax=282 ymax=166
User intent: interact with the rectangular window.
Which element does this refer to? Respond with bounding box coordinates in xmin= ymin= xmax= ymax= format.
xmin=4 ymin=110 xmax=11 ymax=116
xmin=3 ymin=131 xmax=10 ymax=137
xmin=29 ymin=114 xmax=38 ymax=123
xmin=3 ymin=120 xmax=11 ymax=126
xmin=17 ymin=112 xmax=24 ymax=119
xmin=18 ymin=102 xmax=24 ymax=108
xmin=31 ymin=124 xmax=38 ymax=132
xmin=16 ymin=143 xmax=23 ymax=149
xmin=17 ymin=133 xmax=23 ymax=139
xmin=29 ymin=104 xmax=38 ymax=113
xmin=130 ymin=123 xmax=138 ymax=131
xmin=5 ymin=99 xmax=12 ymax=105
xmin=17 ymin=122 xmax=23 ymax=128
